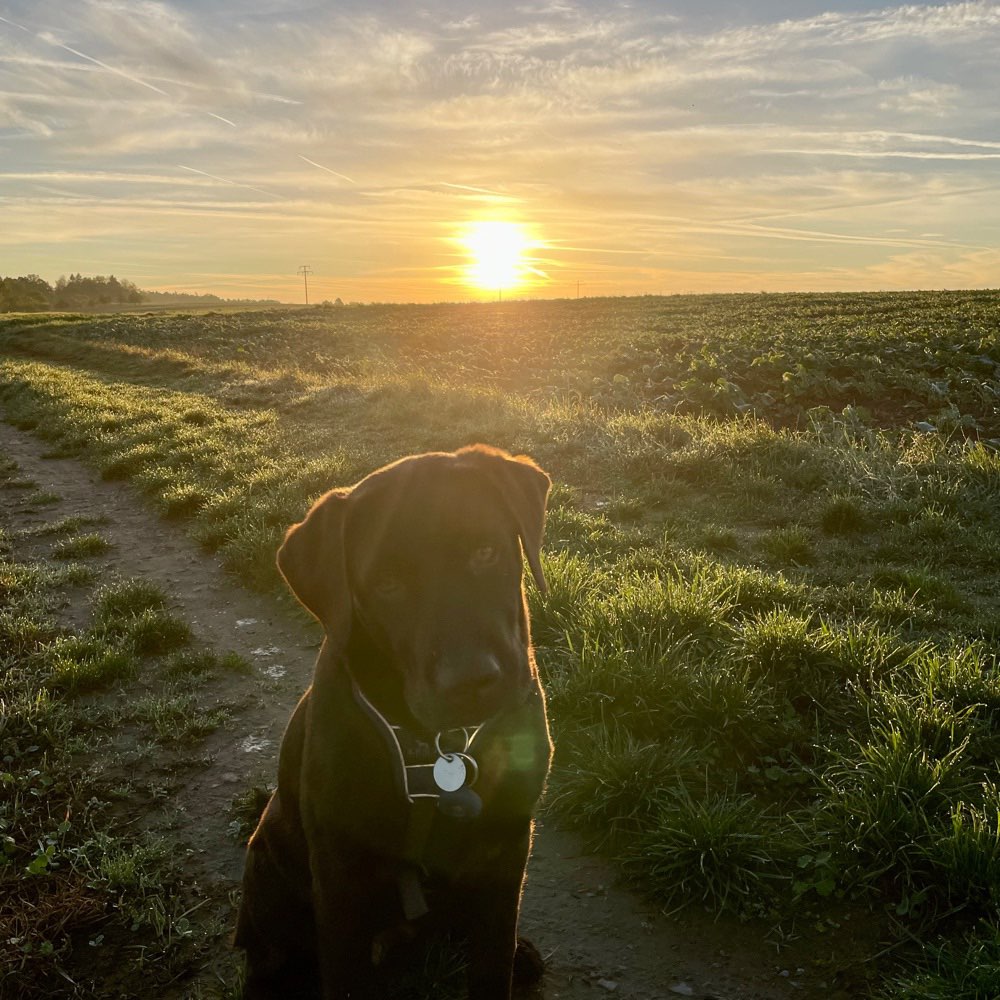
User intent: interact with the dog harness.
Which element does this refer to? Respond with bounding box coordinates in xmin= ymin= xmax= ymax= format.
xmin=350 ymin=676 xmax=484 ymax=920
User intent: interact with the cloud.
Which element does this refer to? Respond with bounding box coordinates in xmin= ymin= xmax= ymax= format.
xmin=3 ymin=1 xmax=1000 ymax=299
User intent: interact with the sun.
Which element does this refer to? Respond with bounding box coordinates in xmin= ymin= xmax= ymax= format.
xmin=461 ymin=221 xmax=533 ymax=293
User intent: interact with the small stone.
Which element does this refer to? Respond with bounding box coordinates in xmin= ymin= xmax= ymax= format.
xmin=670 ymin=985 xmax=695 ymax=997
xmin=779 ymin=969 xmax=790 ymax=977
xmin=596 ymin=980 xmax=618 ymax=992
xmin=222 ymin=772 xmax=239 ymax=783
xmin=237 ymin=735 xmax=272 ymax=753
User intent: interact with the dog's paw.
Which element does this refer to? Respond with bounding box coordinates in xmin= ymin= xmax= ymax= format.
xmin=513 ymin=936 xmax=545 ymax=992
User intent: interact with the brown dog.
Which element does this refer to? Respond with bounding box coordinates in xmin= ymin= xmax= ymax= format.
xmin=235 ymin=444 xmax=552 ymax=999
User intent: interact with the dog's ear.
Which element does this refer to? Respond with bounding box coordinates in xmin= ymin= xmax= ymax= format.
xmin=277 ymin=489 xmax=351 ymax=641
xmin=466 ymin=447 xmax=551 ymax=596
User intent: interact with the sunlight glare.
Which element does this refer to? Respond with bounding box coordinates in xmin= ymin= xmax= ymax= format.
xmin=462 ymin=221 xmax=532 ymax=293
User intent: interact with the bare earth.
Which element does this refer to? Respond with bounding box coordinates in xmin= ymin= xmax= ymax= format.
xmin=0 ymin=417 xmax=850 ymax=1000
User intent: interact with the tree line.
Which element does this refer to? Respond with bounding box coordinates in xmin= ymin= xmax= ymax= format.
xmin=0 ymin=274 xmax=279 ymax=312
xmin=1 ymin=273 xmax=143 ymax=312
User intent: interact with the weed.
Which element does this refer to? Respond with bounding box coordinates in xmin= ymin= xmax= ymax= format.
xmin=629 ymin=787 xmax=788 ymax=914
xmin=92 ymin=578 xmax=168 ymax=621
xmin=760 ymin=526 xmax=815 ymax=565
xmin=550 ymin=729 xmax=707 ymax=845
xmin=883 ymin=921 xmax=1000 ymax=999
xmin=45 ymin=639 xmax=137 ymax=692
xmin=820 ymin=494 xmax=870 ymax=534
xmin=24 ymin=515 xmax=108 ymax=537
xmin=114 ymin=608 xmax=192 ymax=656
xmin=132 ymin=691 xmax=229 ymax=742
xmin=51 ymin=533 xmax=111 ymax=559
xmin=228 ymin=781 xmax=274 ymax=843
xmin=24 ymin=489 xmax=60 ymax=507
xmin=163 ymin=648 xmax=251 ymax=678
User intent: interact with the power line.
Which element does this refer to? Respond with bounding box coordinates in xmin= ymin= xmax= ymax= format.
xmin=297 ymin=264 xmax=312 ymax=305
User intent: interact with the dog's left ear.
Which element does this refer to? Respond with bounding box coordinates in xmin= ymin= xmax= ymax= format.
xmin=277 ymin=489 xmax=352 ymax=645
xmin=465 ymin=447 xmax=551 ymax=595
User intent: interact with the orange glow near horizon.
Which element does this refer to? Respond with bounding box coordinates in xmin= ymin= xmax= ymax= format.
xmin=461 ymin=221 xmax=537 ymax=294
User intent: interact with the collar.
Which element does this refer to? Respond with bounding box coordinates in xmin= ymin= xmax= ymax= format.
xmin=349 ymin=672 xmax=483 ymax=805
xmin=349 ymin=672 xmax=485 ymax=923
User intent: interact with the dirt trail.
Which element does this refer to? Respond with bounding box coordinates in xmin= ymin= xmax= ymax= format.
xmin=0 ymin=418 xmax=830 ymax=1000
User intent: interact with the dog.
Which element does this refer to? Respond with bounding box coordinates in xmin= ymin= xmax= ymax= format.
xmin=235 ymin=444 xmax=553 ymax=1000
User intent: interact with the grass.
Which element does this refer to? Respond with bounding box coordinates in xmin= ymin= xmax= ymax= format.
xmin=2 ymin=292 xmax=999 ymax=995
xmin=0 ymin=458 xmax=244 ymax=997
xmin=51 ymin=532 xmax=111 ymax=559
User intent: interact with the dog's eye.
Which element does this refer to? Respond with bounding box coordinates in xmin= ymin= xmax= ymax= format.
xmin=374 ymin=575 xmax=404 ymax=599
xmin=470 ymin=545 xmax=498 ymax=571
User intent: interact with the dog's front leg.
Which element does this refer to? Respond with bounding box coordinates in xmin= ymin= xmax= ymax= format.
xmin=463 ymin=824 xmax=533 ymax=1000
xmin=310 ymin=846 xmax=381 ymax=1000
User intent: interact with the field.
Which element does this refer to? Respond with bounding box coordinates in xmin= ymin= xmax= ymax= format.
xmin=2 ymin=291 xmax=1000 ymax=998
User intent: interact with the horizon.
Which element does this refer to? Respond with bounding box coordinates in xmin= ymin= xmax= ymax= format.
xmin=3 ymin=1 xmax=1000 ymax=303
xmin=8 ymin=277 xmax=1000 ymax=310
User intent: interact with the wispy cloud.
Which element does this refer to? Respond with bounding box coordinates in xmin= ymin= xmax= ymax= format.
xmin=37 ymin=32 xmax=170 ymax=96
xmin=3 ymin=1 xmax=1000 ymax=299
xmin=176 ymin=164 xmax=285 ymax=200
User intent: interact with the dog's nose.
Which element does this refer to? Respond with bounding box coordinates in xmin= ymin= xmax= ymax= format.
xmin=438 ymin=655 xmax=503 ymax=715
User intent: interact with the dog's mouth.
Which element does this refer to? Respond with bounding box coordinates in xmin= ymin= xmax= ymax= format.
xmin=408 ymin=697 xmax=503 ymax=735
xmin=406 ymin=666 xmax=524 ymax=734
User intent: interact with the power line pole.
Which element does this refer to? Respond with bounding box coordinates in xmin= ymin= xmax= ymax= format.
xmin=297 ymin=264 xmax=312 ymax=305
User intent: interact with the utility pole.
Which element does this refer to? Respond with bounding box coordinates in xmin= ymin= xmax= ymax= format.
xmin=297 ymin=264 xmax=312 ymax=305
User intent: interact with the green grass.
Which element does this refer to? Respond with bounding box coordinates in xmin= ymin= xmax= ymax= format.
xmin=2 ymin=292 xmax=999 ymax=994
xmin=23 ymin=514 xmax=109 ymax=537
xmin=92 ymin=578 xmax=168 ymax=620
xmin=0 ymin=465 xmax=243 ymax=997
xmin=51 ymin=532 xmax=111 ymax=559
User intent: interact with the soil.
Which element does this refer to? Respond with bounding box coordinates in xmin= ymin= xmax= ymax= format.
xmin=0 ymin=417 xmax=865 ymax=1000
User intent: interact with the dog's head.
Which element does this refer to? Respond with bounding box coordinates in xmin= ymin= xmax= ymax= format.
xmin=277 ymin=444 xmax=550 ymax=731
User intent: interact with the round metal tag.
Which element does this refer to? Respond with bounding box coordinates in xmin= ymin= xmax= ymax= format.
xmin=433 ymin=753 xmax=467 ymax=792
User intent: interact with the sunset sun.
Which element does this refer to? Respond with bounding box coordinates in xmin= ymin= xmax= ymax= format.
xmin=461 ymin=221 xmax=533 ymax=293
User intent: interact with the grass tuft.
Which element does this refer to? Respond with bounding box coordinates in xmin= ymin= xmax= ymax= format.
xmin=629 ymin=788 xmax=788 ymax=914
xmin=51 ymin=533 xmax=112 ymax=559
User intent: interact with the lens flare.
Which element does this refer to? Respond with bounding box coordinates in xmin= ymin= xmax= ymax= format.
xmin=462 ymin=221 xmax=532 ymax=292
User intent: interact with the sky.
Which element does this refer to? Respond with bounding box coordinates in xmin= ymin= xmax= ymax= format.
xmin=1 ymin=0 xmax=999 ymax=302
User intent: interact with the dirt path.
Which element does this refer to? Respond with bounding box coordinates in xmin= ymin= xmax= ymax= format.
xmin=0 ymin=417 xmax=831 ymax=1000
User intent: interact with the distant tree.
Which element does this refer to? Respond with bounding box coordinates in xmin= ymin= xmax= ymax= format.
xmin=48 ymin=273 xmax=145 ymax=309
xmin=0 ymin=272 xmax=277 ymax=312
xmin=0 ymin=274 xmax=54 ymax=312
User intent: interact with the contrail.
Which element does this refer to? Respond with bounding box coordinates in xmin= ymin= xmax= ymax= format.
xmin=776 ymin=148 xmax=1000 ymax=161
xmin=438 ymin=181 xmax=506 ymax=196
xmin=739 ymin=183 xmax=1000 ymax=225
xmin=298 ymin=155 xmax=356 ymax=184
xmin=178 ymin=164 xmax=283 ymax=200
xmin=39 ymin=33 xmax=171 ymax=96
xmin=548 ymin=244 xmax=650 ymax=255
xmin=0 ymin=14 xmax=30 ymax=31
xmin=23 ymin=23 xmax=239 ymax=126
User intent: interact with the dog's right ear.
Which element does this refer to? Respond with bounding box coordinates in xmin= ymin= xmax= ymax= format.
xmin=277 ymin=489 xmax=351 ymax=641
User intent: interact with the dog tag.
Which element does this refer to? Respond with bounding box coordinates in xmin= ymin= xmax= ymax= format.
xmin=433 ymin=753 xmax=467 ymax=792
xmin=437 ymin=786 xmax=483 ymax=820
